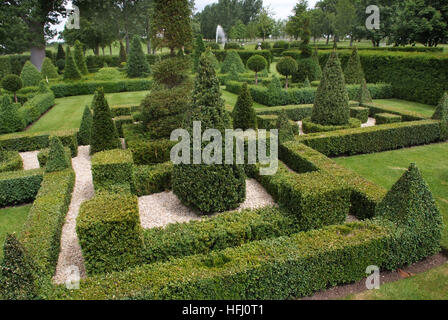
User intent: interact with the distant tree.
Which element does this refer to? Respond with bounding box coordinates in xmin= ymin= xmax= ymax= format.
xmin=119 ymin=41 xmax=127 ymax=64
xmin=256 ymin=8 xmax=275 ymax=41
xmin=193 ymin=34 xmax=206 ymax=73
xmin=127 ymin=36 xmax=151 ymax=78
xmin=73 ymin=41 xmax=88 ymax=75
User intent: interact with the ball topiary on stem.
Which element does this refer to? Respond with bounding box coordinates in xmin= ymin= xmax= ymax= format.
xmin=74 ymin=40 xmax=89 ymax=75
xmin=276 ymin=56 xmax=298 ymax=89
xmin=78 ymin=105 xmax=93 ymax=146
xmin=127 ymin=36 xmax=151 ymax=78
xmin=46 ymin=136 xmax=70 ymax=172
xmin=63 ymin=47 xmax=82 ymax=81
xmin=311 ymin=51 xmax=350 ymax=126
xmin=172 ymin=54 xmax=246 ymax=214
xmin=0 ymin=95 xmax=25 ymax=134
xmin=20 ymin=61 xmax=42 ymax=87
xmin=221 ymin=50 xmax=245 ymax=74
xmin=90 ymin=88 xmax=121 ymax=154
xmin=41 ymin=58 xmax=59 ymax=80
xmin=247 ymin=54 xmax=267 ymax=85
xmin=1 ymin=74 xmax=23 ymax=103
xmin=232 ymin=83 xmax=257 ymax=130
xmin=344 ymin=46 xmax=364 ymax=85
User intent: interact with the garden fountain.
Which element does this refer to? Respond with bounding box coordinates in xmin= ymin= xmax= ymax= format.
xmin=216 ymin=25 xmax=227 ymax=47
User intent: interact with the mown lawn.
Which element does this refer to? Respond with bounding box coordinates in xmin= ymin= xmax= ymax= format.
xmin=370 ymin=99 xmax=436 ymax=118
xmin=0 ymin=204 xmax=32 ymax=261
xmin=27 ymin=91 xmax=149 ymax=133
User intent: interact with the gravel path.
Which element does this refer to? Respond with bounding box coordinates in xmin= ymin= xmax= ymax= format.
xmin=53 ymin=146 xmax=92 ymax=285
xmin=139 ymin=178 xmax=275 ymax=229
xmin=19 ymin=151 xmax=40 ymax=170
xmin=362 ymin=117 xmax=376 ymax=128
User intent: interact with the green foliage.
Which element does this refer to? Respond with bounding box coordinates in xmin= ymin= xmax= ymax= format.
xmin=94 ymin=67 xmax=121 ymax=81
xmin=302 ymin=117 xmax=361 ymax=134
xmin=203 ymin=48 xmax=220 ymax=70
xmin=45 ymin=136 xmax=70 ymax=173
xmin=221 ymin=50 xmax=245 ymax=74
xmin=151 ymin=57 xmax=190 ymax=88
xmin=232 ymin=83 xmax=256 ymax=130
xmin=0 ymin=151 xmax=22 ymax=173
xmin=63 ymin=47 xmax=82 ymax=81
xmin=133 ymin=162 xmax=173 ymax=196
xmin=276 ymin=56 xmax=298 ymax=89
xmin=276 ymin=110 xmax=296 ymax=143
xmin=293 ymin=57 xmax=322 ymax=83
xmin=127 ymin=36 xmax=151 ymax=78
xmin=2 ymin=74 xmax=23 ymax=100
xmin=193 ymin=34 xmax=206 ymax=72
xmin=19 ymin=90 xmax=55 ymax=126
xmin=78 ymin=106 xmax=93 ymax=146
xmin=247 ymin=54 xmax=267 ymax=84
xmin=90 ymin=89 xmax=121 ymax=154
xmin=56 ymin=44 xmax=65 ymax=62
xmin=432 ymin=92 xmax=448 ymax=121
xmin=375 ymin=113 xmax=402 ymax=125
xmin=0 ymin=95 xmax=25 ymax=134
xmin=0 ymin=169 xmax=43 ymax=207
xmin=0 ymin=234 xmax=38 ymax=300
xmin=358 ymin=78 xmax=372 ymax=103
xmin=257 ymin=104 xmax=313 ymax=121
xmin=73 ymin=41 xmax=88 ymax=75
xmin=118 ymin=41 xmax=127 ymax=64
xmin=302 ymin=77 xmax=311 ymax=88
xmin=0 ymin=57 xmax=12 ymax=81
xmin=20 ymin=61 xmax=42 ymax=87
xmin=77 ymin=193 xmax=145 ymax=275
xmin=311 ymin=51 xmax=350 ymax=126
xmin=37 ymin=147 xmax=71 ymax=168
xmin=40 ymin=58 xmax=59 ymax=80
xmin=344 ymin=47 xmax=364 ymax=85
xmin=350 ymin=106 xmax=369 ymax=123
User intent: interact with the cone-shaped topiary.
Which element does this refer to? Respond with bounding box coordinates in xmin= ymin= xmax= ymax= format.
xmin=276 ymin=56 xmax=298 ymax=89
xmin=203 ymin=48 xmax=220 ymax=70
xmin=376 ymin=163 xmax=443 ymax=264
xmin=46 ymin=136 xmax=70 ymax=172
xmin=40 ymin=58 xmax=59 ymax=79
xmin=127 ymin=36 xmax=151 ymax=78
xmin=78 ymin=105 xmax=93 ymax=145
xmin=303 ymin=77 xmax=311 ymax=88
xmin=0 ymin=95 xmax=25 ymax=134
xmin=172 ymin=54 xmax=246 ymax=214
xmin=37 ymin=80 xmax=51 ymax=94
xmin=311 ymin=51 xmax=350 ymax=126
xmin=63 ymin=47 xmax=82 ymax=81
xmin=1 ymin=74 xmax=23 ymax=103
xmin=226 ymin=63 xmax=241 ymax=82
xmin=74 ymin=40 xmax=89 ymax=75
xmin=357 ymin=78 xmax=372 ymax=103
xmin=193 ymin=34 xmax=206 ymax=72
xmin=56 ymin=43 xmax=66 ymax=62
xmin=266 ymin=76 xmax=285 ymax=106
xmin=232 ymin=83 xmax=257 ymax=130
xmin=432 ymin=92 xmax=448 ymax=121
xmin=277 ymin=109 xmax=296 ymax=143
xmin=0 ymin=234 xmax=38 ymax=300
xmin=344 ymin=46 xmax=364 ymax=85
xmin=247 ymin=55 xmax=267 ymax=85
xmin=90 ymin=88 xmax=121 ymax=154
xmin=20 ymin=61 xmax=42 ymax=87
xmin=119 ymin=41 xmax=127 ymax=64
xmin=221 ymin=50 xmax=245 ymax=74
xmin=312 ymin=47 xmax=322 ymax=80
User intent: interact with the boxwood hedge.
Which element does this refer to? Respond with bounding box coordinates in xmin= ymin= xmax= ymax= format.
xmin=0 ymin=169 xmax=44 ymax=207
xmin=0 ymin=151 xmax=23 ymax=172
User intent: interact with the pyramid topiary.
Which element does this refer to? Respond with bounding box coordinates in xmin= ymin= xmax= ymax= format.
xmin=90 ymin=88 xmax=121 ymax=154
xmin=376 ymin=163 xmax=443 ymax=264
xmin=226 ymin=63 xmax=241 ymax=82
xmin=266 ymin=76 xmax=286 ymax=106
xmin=40 ymin=58 xmax=59 ymax=79
xmin=20 ymin=61 xmax=42 ymax=87
xmin=357 ymin=78 xmax=372 ymax=103
xmin=78 ymin=105 xmax=93 ymax=145
xmin=432 ymin=92 xmax=448 ymax=121
xmin=232 ymin=83 xmax=257 ymax=130
xmin=0 ymin=95 xmax=25 ymax=134
xmin=37 ymin=80 xmax=51 ymax=94
xmin=127 ymin=36 xmax=151 ymax=78
xmin=56 ymin=43 xmax=66 ymax=62
xmin=1 ymin=74 xmax=23 ymax=103
xmin=312 ymin=47 xmax=322 ymax=80
xmin=119 ymin=41 xmax=127 ymax=64
xmin=74 ymin=40 xmax=89 ymax=75
xmin=46 ymin=136 xmax=70 ymax=172
xmin=303 ymin=77 xmax=311 ymax=88
xmin=193 ymin=34 xmax=206 ymax=72
xmin=0 ymin=234 xmax=38 ymax=300
xmin=311 ymin=51 xmax=350 ymax=126
xmin=203 ymin=48 xmax=220 ymax=70
xmin=172 ymin=54 xmax=246 ymax=214
xmin=63 ymin=47 xmax=82 ymax=81
xmin=277 ymin=110 xmax=296 ymax=143
xmin=344 ymin=46 xmax=364 ymax=85
xmin=221 ymin=50 xmax=245 ymax=74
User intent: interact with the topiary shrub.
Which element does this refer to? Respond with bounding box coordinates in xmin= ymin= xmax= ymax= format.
xmin=20 ymin=61 xmax=42 ymax=87
xmin=151 ymin=57 xmax=191 ymax=88
xmin=78 ymin=105 xmax=93 ymax=146
xmin=0 ymin=95 xmax=25 ymax=134
xmin=56 ymin=43 xmax=66 ymax=62
xmin=277 ymin=110 xmax=295 ymax=143
xmin=266 ymin=76 xmax=288 ymax=106
xmin=203 ymin=48 xmax=220 ymax=70
xmin=247 ymin=54 xmax=267 ymax=85
xmin=73 ymin=41 xmax=89 ymax=75
xmin=193 ymin=34 xmax=206 ymax=72
xmin=221 ymin=50 xmax=245 ymax=74
xmin=276 ymin=56 xmax=298 ymax=89
xmin=232 ymin=83 xmax=256 ymax=130
xmin=119 ymin=41 xmax=127 ymax=64
xmin=0 ymin=57 xmax=12 ymax=82
xmin=432 ymin=92 xmax=448 ymax=121
xmin=311 ymin=51 xmax=350 ymax=126
xmin=40 ymin=58 xmax=59 ymax=80
xmin=293 ymin=57 xmax=321 ymax=83
xmin=358 ymin=78 xmax=372 ymax=103
xmin=45 ymin=136 xmax=70 ymax=172
xmin=2 ymin=74 xmax=23 ymax=103
xmin=344 ymin=46 xmax=364 ymax=85
xmin=94 ymin=67 xmax=122 ymax=81
xmin=127 ymin=36 xmax=151 ymax=78
xmin=63 ymin=47 xmax=82 ymax=81
xmin=172 ymin=54 xmax=246 ymax=214
xmin=303 ymin=77 xmax=311 ymax=88
xmin=90 ymin=88 xmax=121 ymax=154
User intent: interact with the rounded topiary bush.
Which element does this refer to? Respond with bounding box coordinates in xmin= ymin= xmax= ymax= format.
xmin=40 ymin=58 xmax=59 ymax=79
xmin=46 ymin=136 xmax=70 ymax=172
xmin=1 ymin=74 xmax=23 ymax=103
xmin=127 ymin=36 xmax=151 ymax=78
xmin=232 ymin=83 xmax=256 ymax=130
xmin=221 ymin=50 xmax=245 ymax=74
xmin=94 ymin=67 xmax=122 ymax=81
xmin=276 ymin=56 xmax=298 ymax=89
xmin=20 ymin=61 xmax=42 ymax=87
xmin=247 ymin=55 xmax=267 ymax=85
xmin=0 ymin=95 xmax=25 ymax=134
xmin=293 ymin=57 xmax=321 ymax=83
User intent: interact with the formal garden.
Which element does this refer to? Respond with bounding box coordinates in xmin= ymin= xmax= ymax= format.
xmin=0 ymin=0 xmax=447 ymax=301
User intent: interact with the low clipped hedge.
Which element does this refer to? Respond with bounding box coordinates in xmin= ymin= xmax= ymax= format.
xmin=114 ymin=115 xmax=134 ymax=138
xmin=298 ymin=120 xmax=442 ymax=157
xmin=19 ymin=92 xmax=55 ymax=126
xmin=77 ymin=192 xmax=145 ymax=275
xmin=0 ymin=169 xmax=44 ymax=207
xmin=212 ymin=50 xmax=272 ymax=69
xmin=256 ymin=115 xmax=299 ymax=135
xmin=133 ymin=162 xmax=173 ymax=197
xmin=0 ymin=151 xmax=23 ymax=172
xmin=142 ymin=206 xmax=299 ymax=265
xmin=256 ymin=105 xmax=313 ymax=121
xmin=91 ymin=149 xmax=134 ymax=194
xmin=37 ymin=147 xmax=71 ymax=168
xmin=226 ymin=81 xmax=393 ymax=106
xmin=50 ymin=79 xmax=152 ymax=98
xmin=0 ymin=130 xmax=78 ymax=156
xmin=375 ymin=113 xmax=402 ymax=125
xmin=111 ymin=105 xmax=139 ymax=117
xmin=302 ymin=117 xmax=361 ymax=133
xmin=350 ymin=106 xmax=369 ymax=123
xmin=362 ymin=102 xmax=425 ymax=121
